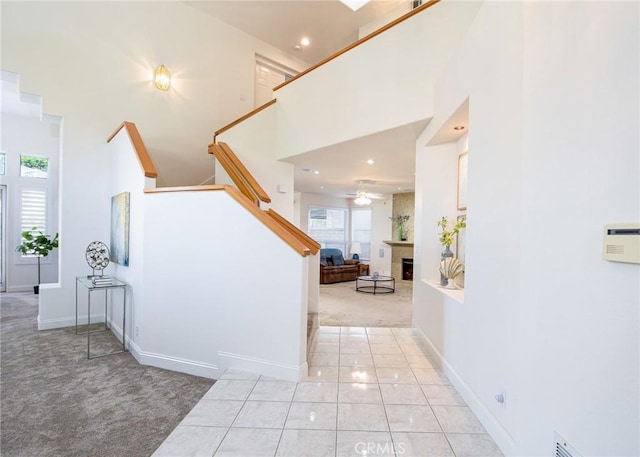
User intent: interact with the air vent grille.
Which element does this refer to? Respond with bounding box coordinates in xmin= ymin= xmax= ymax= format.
xmin=606 ymin=244 xmax=624 ymax=254
xmin=555 ymin=432 xmax=582 ymax=457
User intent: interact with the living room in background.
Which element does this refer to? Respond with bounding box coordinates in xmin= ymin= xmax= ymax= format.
xmin=308 ymin=207 xmax=347 ymax=254
xmin=351 ymin=207 xmax=372 ymax=261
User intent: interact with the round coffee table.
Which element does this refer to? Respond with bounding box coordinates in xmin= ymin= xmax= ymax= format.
xmin=356 ymin=275 xmax=395 ymax=295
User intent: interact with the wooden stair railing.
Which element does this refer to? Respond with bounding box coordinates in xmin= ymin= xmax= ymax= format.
xmin=208 ymin=142 xmax=271 ymax=206
xmin=107 ymin=121 xmax=158 ymax=178
xmin=266 ymin=209 xmax=321 ymax=255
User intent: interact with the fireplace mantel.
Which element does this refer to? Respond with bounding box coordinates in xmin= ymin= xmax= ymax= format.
xmin=383 ymin=240 xmax=414 ymax=247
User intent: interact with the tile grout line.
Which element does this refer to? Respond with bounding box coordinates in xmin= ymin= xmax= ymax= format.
xmin=211 ymin=375 xmax=260 ymax=457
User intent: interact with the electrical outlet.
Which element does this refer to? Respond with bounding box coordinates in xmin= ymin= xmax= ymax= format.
xmin=135 ymin=326 xmax=139 ymax=337
xmin=379 ymin=248 xmax=384 ymax=258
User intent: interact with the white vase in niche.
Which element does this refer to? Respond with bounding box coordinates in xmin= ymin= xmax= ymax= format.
xmin=445 ymin=278 xmax=456 ymax=289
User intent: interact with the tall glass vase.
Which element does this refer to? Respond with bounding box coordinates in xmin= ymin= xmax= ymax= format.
xmin=440 ymin=245 xmax=453 ymax=286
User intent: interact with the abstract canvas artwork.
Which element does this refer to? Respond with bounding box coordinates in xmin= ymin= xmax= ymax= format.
xmin=110 ymin=192 xmax=130 ymax=266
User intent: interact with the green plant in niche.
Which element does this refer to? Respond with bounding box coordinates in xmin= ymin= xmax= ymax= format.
xmin=16 ymin=227 xmax=59 ymax=294
xmin=437 ymin=216 xmax=466 ymax=247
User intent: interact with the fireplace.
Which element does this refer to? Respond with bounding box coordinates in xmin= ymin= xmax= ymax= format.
xmin=402 ymin=258 xmax=413 ymax=281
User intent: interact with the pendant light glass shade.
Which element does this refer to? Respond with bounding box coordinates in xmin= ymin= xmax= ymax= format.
xmin=354 ymin=191 xmax=371 ymax=206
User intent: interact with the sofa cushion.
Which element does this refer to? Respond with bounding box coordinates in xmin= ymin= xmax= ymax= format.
xmin=332 ymin=254 xmax=345 ymax=266
xmin=320 ymin=248 xmax=345 ymax=265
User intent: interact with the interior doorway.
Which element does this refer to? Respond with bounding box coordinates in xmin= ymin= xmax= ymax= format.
xmin=254 ymin=55 xmax=296 ymax=108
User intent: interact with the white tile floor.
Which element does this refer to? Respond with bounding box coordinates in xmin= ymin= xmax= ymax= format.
xmin=153 ymin=326 xmax=503 ymax=457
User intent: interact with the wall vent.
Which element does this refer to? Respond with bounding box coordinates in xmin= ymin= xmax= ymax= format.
xmin=412 ymin=0 xmax=422 ymax=9
xmin=555 ymin=432 xmax=582 ymax=457
xmin=605 ymin=244 xmax=624 ymax=255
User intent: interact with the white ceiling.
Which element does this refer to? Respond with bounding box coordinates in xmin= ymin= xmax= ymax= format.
xmin=285 ymin=121 xmax=429 ymax=197
xmin=186 ymin=1 xmax=407 ymax=66
xmin=189 ymin=1 xmax=442 ymax=200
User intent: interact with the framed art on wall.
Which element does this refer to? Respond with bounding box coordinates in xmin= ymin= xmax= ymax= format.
xmin=457 ymin=152 xmax=468 ymax=210
xmin=110 ymin=192 xmax=130 ymax=266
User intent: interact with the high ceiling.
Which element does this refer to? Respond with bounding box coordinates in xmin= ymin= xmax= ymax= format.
xmin=187 ymin=0 xmax=428 ymax=200
xmin=186 ymin=1 xmax=407 ymax=65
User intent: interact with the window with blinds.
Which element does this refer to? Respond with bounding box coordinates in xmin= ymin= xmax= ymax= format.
xmin=308 ymin=207 xmax=347 ymax=254
xmin=20 ymin=188 xmax=47 ymax=239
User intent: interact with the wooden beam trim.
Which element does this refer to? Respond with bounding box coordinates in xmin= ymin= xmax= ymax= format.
xmin=274 ymin=0 xmax=441 ymax=92
xmin=218 ymin=142 xmax=271 ymax=204
xmin=214 ymin=98 xmax=277 ymax=142
xmin=144 ymin=185 xmax=226 ymax=193
xmin=107 ymin=121 xmax=159 ymax=178
xmin=267 ymin=209 xmax=320 ymax=255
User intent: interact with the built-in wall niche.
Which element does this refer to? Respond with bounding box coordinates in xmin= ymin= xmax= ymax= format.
xmin=423 ymin=98 xmax=468 ymax=297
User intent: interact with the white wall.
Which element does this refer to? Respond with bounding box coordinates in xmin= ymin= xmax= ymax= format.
xmin=99 ymin=127 xmax=309 ymax=381
xmin=274 ymin=1 xmax=482 ymax=159
xmin=1 ymin=1 xmax=307 ymax=328
xmin=143 ymin=189 xmax=308 ymax=381
xmin=368 ymin=196 xmax=393 ymax=276
xmin=516 ymin=2 xmax=639 ymax=455
xmin=414 ymin=2 xmax=639 ymax=456
xmin=106 ymin=129 xmax=156 ymax=354
xmin=0 ymin=112 xmax=61 ymax=292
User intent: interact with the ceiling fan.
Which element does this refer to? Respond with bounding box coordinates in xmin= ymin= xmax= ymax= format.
xmin=348 ymin=180 xmax=387 ymax=206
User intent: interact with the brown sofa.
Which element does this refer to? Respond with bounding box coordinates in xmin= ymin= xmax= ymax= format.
xmin=320 ymin=248 xmax=360 ymax=284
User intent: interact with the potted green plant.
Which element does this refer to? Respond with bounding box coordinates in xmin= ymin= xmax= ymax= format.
xmin=16 ymin=227 xmax=59 ymax=294
xmin=391 ymin=214 xmax=411 ymax=241
xmin=437 ymin=216 xmax=466 ymax=285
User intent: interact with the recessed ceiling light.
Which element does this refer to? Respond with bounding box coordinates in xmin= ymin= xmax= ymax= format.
xmin=293 ymin=45 xmax=302 ymax=51
xmin=367 ymin=159 xmax=375 ymax=165
xmin=320 ymin=186 xmax=324 ymax=190
xmin=300 ymin=37 xmax=310 ymax=47
xmin=314 ymin=170 xmax=320 ymax=175
xmin=453 ymin=125 xmax=465 ymax=131
xmin=340 ymin=0 xmax=370 ymax=11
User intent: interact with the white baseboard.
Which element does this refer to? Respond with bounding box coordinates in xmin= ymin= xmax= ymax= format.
xmin=38 ymin=313 xmax=106 ymax=330
xmin=414 ymin=327 xmax=517 ymax=456
xmin=218 ymin=351 xmax=308 ymax=382
xmin=106 ymin=321 xmax=219 ymax=379
xmin=134 ymin=349 xmax=220 ymax=379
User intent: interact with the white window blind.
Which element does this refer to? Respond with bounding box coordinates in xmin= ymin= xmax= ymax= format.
xmin=308 ymin=208 xmax=347 ymax=254
xmin=21 ymin=189 xmax=47 ymax=234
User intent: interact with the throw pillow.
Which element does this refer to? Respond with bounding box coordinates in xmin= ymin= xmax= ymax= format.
xmin=326 ymin=256 xmax=334 ymax=266
xmin=332 ymin=254 xmax=345 ymax=266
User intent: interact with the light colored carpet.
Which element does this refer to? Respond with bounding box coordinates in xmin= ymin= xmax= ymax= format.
xmin=319 ymin=280 xmax=412 ymax=327
xmin=0 ymin=292 xmax=214 ymax=457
